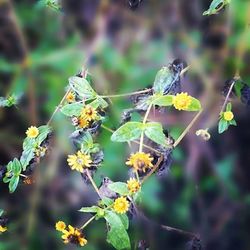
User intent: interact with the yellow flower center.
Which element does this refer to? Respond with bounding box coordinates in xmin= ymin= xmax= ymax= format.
xmin=56 ymin=221 xmax=66 ymax=231
xmin=26 ymin=126 xmax=39 ymax=138
xmin=113 ymin=197 xmax=129 ymax=214
xmin=172 ymin=92 xmax=192 ymax=110
xmin=127 ymin=178 xmax=141 ymax=193
xmin=223 ymin=111 xmax=234 ymax=121
xmin=126 ymin=152 xmax=153 ymax=172
xmin=67 ymin=151 xmax=92 ymax=173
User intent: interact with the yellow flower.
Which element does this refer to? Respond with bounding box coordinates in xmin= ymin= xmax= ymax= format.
xmin=55 ymin=221 xmax=66 ymax=232
xmin=223 ymin=111 xmax=234 ymax=121
xmin=26 ymin=126 xmax=39 ymax=138
xmin=0 ymin=225 xmax=7 ymax=233
xmin=113 ymin=197 xmax=129 ymax=214
xmin=61 ymin=225 xmax=87 ymax=247
xmin=196 ymin=129 xmax=211 ymax=141
xmin=126 ymin=152 xmax=153 ymax=172
xmin=78 ymin=117 xmax=89 ymax=129
xmin=172 ymin=92 xmax=192 ymax=110
xmin=81 ymin=105 xmax=98 ymax=121
xmin=66 ymin=91 xmax=75 ymax=103
xmin=67 ymin=151 xmax=92 ymax=172
xmin=127 ymin=178 xmax=141 ymax=193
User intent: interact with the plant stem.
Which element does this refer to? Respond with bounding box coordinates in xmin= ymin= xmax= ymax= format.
xmin=99 ymin=89 xmax=151 ymax=99
xmin=139 ymin=103 xmax=153 ymax=152
xmin=173 ymin=109 xmax=203 ymax=148
xmin=85 ymin=169 xmax=101 ymax=198
xmin=141 ymin=155 xmax=163 ymax=184
xmin=20 ymin=174 xmax=28 ymax=178
xmin=47 ymin=88 xmax=71 ymax=126
xmin=80 ymin=215 xmax=96 ymax=230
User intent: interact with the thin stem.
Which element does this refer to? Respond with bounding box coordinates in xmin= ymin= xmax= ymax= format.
xmin=99 ymin=89 xmax=151 ymax=99
xmin=47 ymin=88 xmax=71 ymax=126
xmin=85 ymin=169 xmax=101 ymax=198
xmin=80 ymin=215 xmax=96 ymax=230
xmin=141 ymin=155 xmax=163 ymax=184
xmin=219 ymin=78 xmax=239 ymax=115
xmin=139 ymin=103 xmax=153 ymax=152
xmin=160 ymin=224 xmax=198 ymax=238
xmin=173 ymin=109 xmax=203 ymax=148
xmin=20 ymin=174 xmax=28 ymax=178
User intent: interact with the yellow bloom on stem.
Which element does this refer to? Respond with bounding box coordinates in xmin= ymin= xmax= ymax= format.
xmin=126 ymin=152 xmax=153 ymax=172
xmin=223 ymin=111 xmax=234 ymax=121
xmin=66 ymin=91 xmax=75 ymax=103
xmin=113 ymin=197 xmax=129 ymax=214
xmin=26 ymin=126 xmax=39 ymax=138
xmin=127 ymin=178 xmax=141 ymax=193
xmin=81 ymin=105 xmax=98 ymax=121
xmin=55 ymin=221 xmax=66 ymax=232
xmin=0 ymin=225 xmax=7 ymax=233
xmin=67 ymin=151 xmax=92 ymax=172
xmin=172 ymin=92 xmax=192 ymax=111
xmin=78 ymin=117 xmax=89 ymax=129
xmin=61 ymin=225 xmax=87 ymax=247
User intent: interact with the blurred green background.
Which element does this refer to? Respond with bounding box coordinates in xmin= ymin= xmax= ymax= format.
xmin=1 ymin=0 xmax=250 ymax=249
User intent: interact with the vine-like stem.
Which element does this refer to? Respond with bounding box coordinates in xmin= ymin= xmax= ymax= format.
xmin=85 ymin=169 xmax=101 ymax=199
xmin=99 ymin=89 xmax=151 ymax=99
xmin=139 ymin=103 xmax=153 ymax=152
xmin=80 ymin=215 xmax=96 ymax=230
xmin=47 ymin=88 xmax=71 ymax=126
xmin=173 ymin=109 xmax=203 ymax=148
xmin=141 ymin=155 xmax=163 ymax=184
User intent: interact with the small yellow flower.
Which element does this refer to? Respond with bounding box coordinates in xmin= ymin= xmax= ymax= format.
xmin=67 ymin=151 xmax=92 ymax=172
xmin=81 ymin=105 xmax=98 ymax=121
xmin=0 ymin=225 xmax=7 ymax=233
xmin=126 ymin=152 xmax=153 ymax=172
xmin=61 ymin=225 xmax=87 ymax=247
xmin=113 ymin=197 xmax=129 ymax=214
xmin=55 ymin=221 xmax=66 ymax=232
xmin=66 ymin=91 xmax=75 ymax=103
xmin=127 ymin=178 xmax=141 ymax=193
xmin=172 ymin=92 xmax=192 ymax=110
xmin=78 ymin=117 xmax=89 ymax=129
xmin=196 ymin=129 xmax=211 ymax=141
xmin=223 ymin=111 xmax=234 ymax=121
xmin=26 ymin=126 xmax=39 ymax=138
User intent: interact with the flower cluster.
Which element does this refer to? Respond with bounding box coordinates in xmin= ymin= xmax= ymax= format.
xmin=55 ymin=221 xmax=87 ymax=247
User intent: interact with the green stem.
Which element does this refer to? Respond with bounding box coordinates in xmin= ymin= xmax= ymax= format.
xmin=99 ymin=89 xmax=151 ymax=99
xmin=80 ymin=216 xmax=96 ymax=230
xmin=86 ymin=169 xmax=101 ymax=198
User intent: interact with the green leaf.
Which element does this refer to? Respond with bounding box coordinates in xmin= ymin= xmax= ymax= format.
xmin=9 ymin=176 xmax=19 ymax=193
xmin=69 ymin=76 xmax=97 ymax=99
xmin=104 ymin=211 xmax=130 ymax=250
xmin=36 ymin=125 xmax=51 ymax=145
xmin=186 ymin=97 xmax=202 ymax=111
xmin=218 ymin=119 xmax=229 ymax=134
xmin=20 ymin=149 xmax=35 ymax=171
xmin=23 ymin=137 xmax=36 ymax=151
xmin=229 ymin=119 xmax=237 ymax=126
xmin=108 ymin=182 xmax=129 ymax=196
xmin=144 ymin=122 xmax=166 ymax=146
xmin=153 ymin=67 xmax=175 ymax=94
xmin=150 ymin=94 xmax=174 ymax=106
xmin=111 ymin=122 xmax=143 ymax=142
xmin=12 ymin=158 xmax=22 ymax=175
xmin=61 ymin=103 xmax=83 ymax=117
xmin=79 ymin=206 xmax=99 ymax=213
xmin=0 ymin=209 xmax=4 ymax=217
xmin=89 ymin=97 xmax=108 ymax=109
xmin=118 ymin=214 xmax=129 ymax=230
xmin=203 ymin=0 xmax=229 ymax=15
xmin=101 ymin=197 xmax=113 ymax=206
